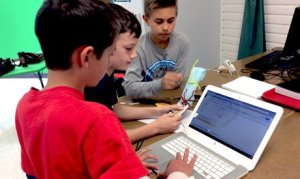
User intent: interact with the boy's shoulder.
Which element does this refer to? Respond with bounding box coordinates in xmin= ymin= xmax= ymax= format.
xmin=138 ymin=32 xmax=150 ymax=43
xmin=136 ymin=32 xmax=151 ymax=51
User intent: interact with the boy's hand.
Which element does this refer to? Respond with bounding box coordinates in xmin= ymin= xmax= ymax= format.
xmin=136 ymin=147 xmax=159 ymax=170
xmin=159 ymin=148 xmax=197 ymax=178
xmin=152 ymin=113 xmax=182 ymax=134
xmin=155 ymin=104 xmax=183 ymax=116
xmin=162 ymin=72 xmax=183 ymax=90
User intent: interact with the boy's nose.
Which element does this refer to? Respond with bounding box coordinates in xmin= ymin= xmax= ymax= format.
xmin=130 ymin=51 xmax=137 ymax=60
xmin=162 ymin=23 xmax=168 ymax=31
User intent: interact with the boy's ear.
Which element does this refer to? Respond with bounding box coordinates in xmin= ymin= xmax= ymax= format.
xmin=78 ymin=46 xmax=94 ymax=67
xmin=143 ymin=15 xmax=149 ymax=25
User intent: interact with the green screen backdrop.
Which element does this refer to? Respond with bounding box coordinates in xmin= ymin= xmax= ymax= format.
xmin=0 ymin=1 xmax=42 ymax=59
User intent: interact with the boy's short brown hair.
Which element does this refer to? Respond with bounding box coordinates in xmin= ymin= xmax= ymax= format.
xmin=143 ymin=0 xmax=178 ymax=17
xmin=108 ymin=3 xmax=142 ymax=38
xmin=35 ymin=0 xmax=120 ymax=70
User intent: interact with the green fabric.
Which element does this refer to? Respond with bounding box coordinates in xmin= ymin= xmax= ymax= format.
xmin=0 ymin=1 xmax=43 ymax=59
xmin=238 ymin=0 xmax=266 ymax=60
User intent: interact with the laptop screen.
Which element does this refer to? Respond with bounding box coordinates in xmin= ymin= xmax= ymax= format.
xmin=189 ymin=90 xmax=276 ymax=159
xmin=282 ymin=6 xmax=300 ymax=57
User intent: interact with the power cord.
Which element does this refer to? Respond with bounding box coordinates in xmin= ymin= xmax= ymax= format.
xmin=223 ymin=59 xmax=237 ymax=75
xmin=214 ymin=60 xmax=240 ymax=77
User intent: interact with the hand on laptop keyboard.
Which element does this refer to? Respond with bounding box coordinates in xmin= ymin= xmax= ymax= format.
xmin=136 ymin=147 xmax=159 ymax=170
xmin=159 ymin=148 xmax=197 ymax=178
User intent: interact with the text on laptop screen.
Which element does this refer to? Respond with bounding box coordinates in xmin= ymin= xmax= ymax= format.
xmin=189 ymin=90 xmax=276 ymax=159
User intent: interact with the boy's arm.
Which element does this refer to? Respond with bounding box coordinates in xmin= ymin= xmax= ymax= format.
xmin=113 ymin=103 xmax=183 ymax=121
xmin=113 ymin=104 xmax=159 ymax=120
xmin=125 ymin=113 xmax=181 ymax=143
xmin=126 ymin=125 xmax=161 ymax=143
xmin=124 ymin=51 xmax=162 ymax=99
xmin=112 ymin=103 xmax=183 ymax=121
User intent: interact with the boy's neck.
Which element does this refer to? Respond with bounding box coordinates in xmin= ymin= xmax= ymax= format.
xmin=150 ymin=33 xmax=169 ymax=49
xmin=44 ymin=69 xmax=84 ymax=92
xmin=107 ymin=67 xmax=114 ymax=76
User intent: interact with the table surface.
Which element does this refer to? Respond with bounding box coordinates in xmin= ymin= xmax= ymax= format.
xmin=121 ymin=50 xmax=300 ymax=179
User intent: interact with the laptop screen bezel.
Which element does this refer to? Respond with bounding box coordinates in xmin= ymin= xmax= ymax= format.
xmin=282 ymin=6 xmax=300 ymax=57
xmin=185 ymin=85 xmax=283 ymax=170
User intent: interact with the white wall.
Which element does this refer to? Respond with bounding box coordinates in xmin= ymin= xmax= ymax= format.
xmin=221 ymin=0 xmax=244 ymax=64
xmin=176 ymin=0 xmax=221 ymax=69
xmin=113 ymin=0 xmax=143 ymax=13
xmin=221 ymin=0 xmax=300 ymax=64
xmin=264 ymin=0 xmax=299 ymax=50
xmin=113 ymin=1 xmax=149 ymax=36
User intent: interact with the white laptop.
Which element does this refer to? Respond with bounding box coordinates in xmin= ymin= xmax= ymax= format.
xmin=147 ymin=85 xmax=283 ymax=179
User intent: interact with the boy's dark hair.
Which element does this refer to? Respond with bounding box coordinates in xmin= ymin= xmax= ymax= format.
xmin=35 ymin=0 xmax=120 ymax=70
xmin=108 ymin=3 xmax=142 ymax=38
xmin=144 ymin=0 xmax=178 ymax=17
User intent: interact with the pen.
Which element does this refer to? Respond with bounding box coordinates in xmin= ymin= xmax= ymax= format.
xmin=151 ymin=168 xmax=158 ymax=175
xmin=135 ymin=140 xmax=144 ymax=151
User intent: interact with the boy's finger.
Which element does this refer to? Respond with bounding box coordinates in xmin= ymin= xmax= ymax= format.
xmin=189 ymin=154 xmax=197 ymax=167
xmin=176 ymin=152 xmax=182 ymax=160
xmin=137 ymin=147 xmax=152 ymax=154
xmin=183 ymin=148 xmax=190 ymax=161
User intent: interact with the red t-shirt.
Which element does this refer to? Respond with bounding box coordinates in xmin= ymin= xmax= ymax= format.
xmin=15 ymin=86 xmax=148 ymax=179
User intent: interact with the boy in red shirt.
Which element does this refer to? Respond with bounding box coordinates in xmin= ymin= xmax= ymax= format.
xmin=15 ymin=0 xmax=196 ymax=178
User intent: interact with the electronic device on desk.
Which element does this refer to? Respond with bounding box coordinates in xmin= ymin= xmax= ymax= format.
xmin=245 ymin=6 xmax=300 ymax=71
xmin=147 ymin=85 xmax=283 ymax=179
xmin=0 ymin=58 xmax=15 ymax=76
xmin=18 ymin=52 xmax=44 ymax=67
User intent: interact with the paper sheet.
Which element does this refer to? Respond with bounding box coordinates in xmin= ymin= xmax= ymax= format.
xmin=222 ymin=76 xmax=274 ymax=99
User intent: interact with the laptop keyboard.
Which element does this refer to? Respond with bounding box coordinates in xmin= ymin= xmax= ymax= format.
xmin=245 ymin=50 xmax=283 ymax=71
xmin=162 ymin=136 xmax=235 ymax=179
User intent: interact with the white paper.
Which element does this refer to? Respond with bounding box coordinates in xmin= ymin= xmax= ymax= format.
xmin=222 ymin=76 xmax=274 ymax=99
